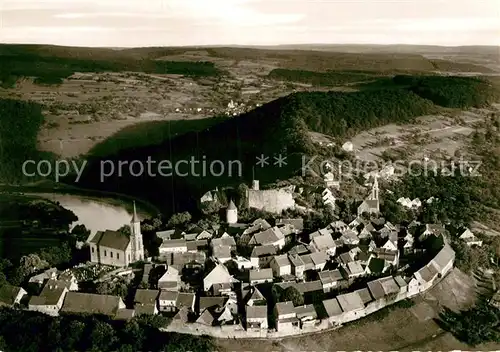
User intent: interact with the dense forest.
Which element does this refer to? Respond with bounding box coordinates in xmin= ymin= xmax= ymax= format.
xmin=0 ymin=99 xmax=49 ymax=182
xmin=0 ymin=309 xmax=215 ymax=352
xmin=268 ymin=68 xmax=380 ymax=86
xmin=0 ymin=54 xmax=221 ymax=87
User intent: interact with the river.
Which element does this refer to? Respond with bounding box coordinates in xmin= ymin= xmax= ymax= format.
xmin=31 ymin=193 xmax=154 ymax=234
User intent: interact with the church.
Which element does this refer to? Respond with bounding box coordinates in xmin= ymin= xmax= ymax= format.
xmin=87 ymin=202 xmax=144 ymax=267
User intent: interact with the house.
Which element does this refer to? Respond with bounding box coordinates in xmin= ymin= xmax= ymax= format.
xmin=418 ymin=224 xmax=446 ymax=241
xmin=245 ymin=286 xmax=267 ymax=306
xmin=159 ymin=239 xmax=188 ymax=254
xmin=490 ymin=290 xmax=500 ymax=309
xmin=196 ymin=309 xmax=216 ymax=326
xmin=61 ymin=292 xmax=126 ymax=317
xmin=159 ymin=290 xmax=178 ymax=313
xmin=295 ymin=304 xmax=318 ymax=328
xmin=28 ymin=267 xmax=58 ymax=286
xmin=184 ymin=233 xmax=198 ymax=241
xmin=288 ymin=254 xmax=305 ymax=280
xmin=249 ymin=227 xmax=285 ymax=249
xmin=163 ymin=251 xmax=206 ymax=271
xmin=88 ymin=203 xmax=144 ymax=266
xmin=250 ymin=245 xmax=277 ymax=268
xmin=0 ymin=285 xmax=27 ymax=307
xmin=275 ymin=301 xmax=300 ymax=331
xmin=28 ymin=279 xmax=69 ymax=316
xmin=176 ymin=292 xmax=195 ymax=312
xmin=429 ymin=243 xmax=455 ymax=277
xmin=134 ymin=289 xmax=159 ymax=315
xmin=212 ymin=245 xmax=232 ymax=263
xmin=338 ymin=252 xmax=355 ymax=266
xmin=200 ymin=188 xmax=219 ymax=204
xmin=459 ymin=228 xmax=483 ymax=247
xmin=203 ymin=264 xmax=238 ymax=292
xmin=246 ymin=305 xmax=268 ymax=329
xmin=233 ymin=256 xmax=254 ymax=270
xmin=371 ymin=248 xmax=399 ymax=267
xmin=341 ymin=260 xmax=366 ymax=279
xmin=382 ymin=239 xmax=398 ymax=252
xmin=367 ymin=276 xmax=401 ymax=302
xmin=249 ymin=268 xmax=273 ymax=285
xmin=186 ymin=240 xmax=208 ymax=252
xmin=197 ymin=230 xmax=213 ymax=240
xmin=322 ymin=298 xmax=343 ymax=322
xmin=277 ymin=281 xmax=323 ymax=295
xmin=340 ymin=229 xmax=360 ymax=246
xmin=310 ymin=251 xmax=328 ymax=271
xmin=310 ymin=233 xmax=337 ymax=256
xmin=115 ymin=308 xmax=136 ymax=321
xmin=270 ymin=255 xmax=292 ymax=277
xmin=318 ymin=270 xmax=343 ymax=292
xmin=199 ymin=296 xmax=228 ymax=314
xmin=336 ymin=291 xmax=366 ymax=321
xmin=158 ymin=265 xmax=180 ymax=291
xmin=289 ymin=244 xmax=309 ymax=256
xmin=211 ymin=235 xmax=237 ymax=250
xmin=156 ymin=229 xmax=176 ymax=241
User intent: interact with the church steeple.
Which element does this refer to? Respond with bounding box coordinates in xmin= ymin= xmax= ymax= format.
xmin=370 ymin=176 xmax=379 ymax=200
xmin=131 ymin=201 xmax=138 ymax=223
xmin=129 ymin=201 xmax=144 ymax=263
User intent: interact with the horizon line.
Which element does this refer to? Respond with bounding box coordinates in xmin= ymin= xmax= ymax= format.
xmin=1 ymin=42 xmax=499 ymax=50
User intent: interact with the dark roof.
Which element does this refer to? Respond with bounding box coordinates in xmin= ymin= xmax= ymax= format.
xmin=92 ymin=230 xmax=130 ymax=251
xmin=134 ymin=289 xmax=159 ymax=304
xmin=0 ymin=285 xmax=23 ymax=306
xmin=176 ymin=293 xmax=195 ymax=309
xmin=251 ymin=245 xmax=276 ymax=258
xmin=29 ymin=279 xmax=67 ymax=306
xmin=61 ymin=292 xmax=123 ymax=316
xmin=135 ymin=304 xmax=156 ymax=315
xmin=115 ymin=308 xmax=135 ymax=321
xmin=199 ymin=296 xmax=227 ymax=311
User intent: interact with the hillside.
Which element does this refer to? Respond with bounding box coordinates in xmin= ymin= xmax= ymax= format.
xmin=74 ymin=88 xmax=436 ymax=213
xmin=0 ymin=99 xmax=49 ymax=182
xmin=71 ymin=75 xmax=499 ymax=214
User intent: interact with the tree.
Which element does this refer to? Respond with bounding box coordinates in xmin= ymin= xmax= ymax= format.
xmin=71 ymin=224 xmax=91 ymax=242
xmin=90 ymin=320 xmax=117 ymax=352
xmin=11 ymin=254 xmax=49 ymax=285
xmin=281 ymin=286 xmax=304 ymax=306
xmin=167 ymin=212 xmax=192 ymax=228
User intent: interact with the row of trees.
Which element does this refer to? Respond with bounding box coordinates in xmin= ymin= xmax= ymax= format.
xmin=0 ymin=308 xmax=214 ymax=352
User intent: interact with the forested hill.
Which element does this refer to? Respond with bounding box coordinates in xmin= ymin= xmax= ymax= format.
xmin=73 ymin=75 xmax=500 ymax=214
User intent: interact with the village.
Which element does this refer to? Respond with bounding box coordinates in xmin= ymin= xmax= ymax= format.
xmin=0 ymin=170 xmax=473 ymax=339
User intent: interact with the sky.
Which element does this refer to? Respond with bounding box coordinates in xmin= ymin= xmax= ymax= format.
xmin=1 ymin=0 xmax=499 ymax=47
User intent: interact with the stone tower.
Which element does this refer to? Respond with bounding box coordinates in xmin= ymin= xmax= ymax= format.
xmin=130 ymin=201 xmax=144 ymax=262
xmin=226 ymin=199 xmax=238 ymax=224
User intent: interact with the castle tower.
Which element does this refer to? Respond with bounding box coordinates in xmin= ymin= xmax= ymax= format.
xmin=370 ymin=176 xmax=379 ymax=201
xmin=129 ymin=201 xmax=144 ymax=262
xmin=226 ymin=199 xmax=238 ymax=224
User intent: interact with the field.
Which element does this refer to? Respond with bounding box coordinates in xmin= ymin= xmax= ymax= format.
xmin=0 ymin=44 xmax=498 ymax=159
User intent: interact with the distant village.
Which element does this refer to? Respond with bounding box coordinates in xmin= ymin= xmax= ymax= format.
xmin=5 ymin=173 xmax=489 ymax=339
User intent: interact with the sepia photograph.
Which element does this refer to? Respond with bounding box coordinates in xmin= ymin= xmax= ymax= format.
xmin=0 ymin=0 xmax=499 ymax=351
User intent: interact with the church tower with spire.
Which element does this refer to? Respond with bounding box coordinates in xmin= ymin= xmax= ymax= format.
xmin=370 ymin=176 xmax=379 ymax=201
xmin=129 ymin=201 xmax=144 ymax=262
